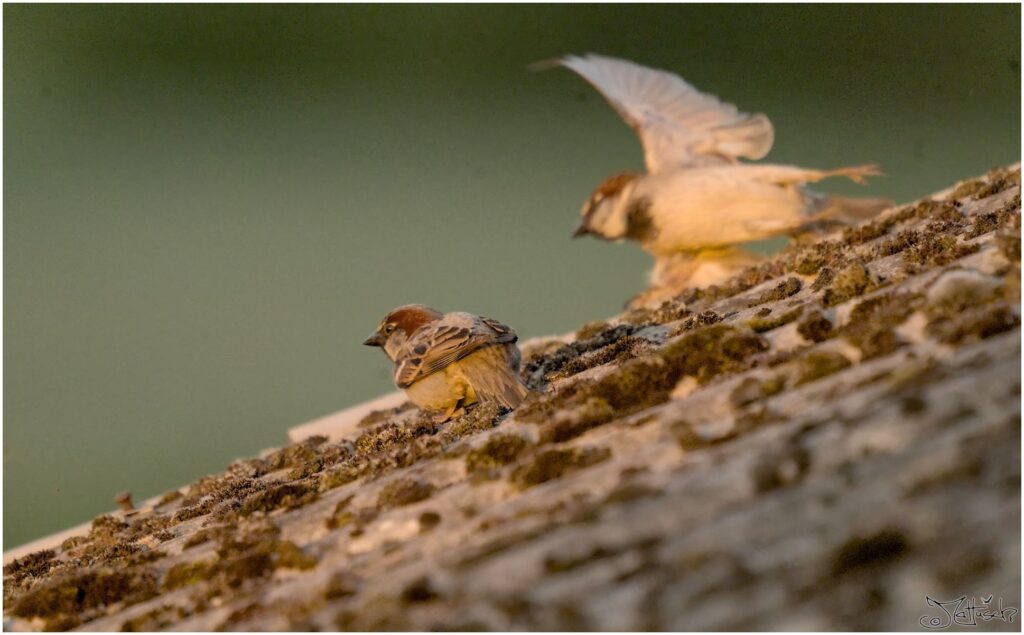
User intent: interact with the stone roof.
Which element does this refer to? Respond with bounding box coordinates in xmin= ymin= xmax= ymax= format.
xmin=4 ymin=166 xmax=1021 ymax=631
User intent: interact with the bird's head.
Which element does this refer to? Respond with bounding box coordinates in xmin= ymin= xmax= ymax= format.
xmin=363 ymin=304 xmax=443 ymax=361
xmin=573 ymin=171 xmax=639 ymax=241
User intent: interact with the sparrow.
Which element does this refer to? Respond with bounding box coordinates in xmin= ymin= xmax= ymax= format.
xmin=363 ymin=304 xmax=530 ymax=421
xmin=540 ymin=54 xmax=891 ymax=306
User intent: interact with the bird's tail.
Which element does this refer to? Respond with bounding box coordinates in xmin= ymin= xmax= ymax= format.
xmin=813 ymin=195 xmax=894 ymax=224
xmin=791 ymin=194 xmax=893 ymax=239
xmin=463 ymin=345 xmax=530 ymax=410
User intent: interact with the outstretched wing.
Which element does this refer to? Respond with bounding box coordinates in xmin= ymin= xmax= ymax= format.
xmin=393 ymin=315 xmax=518 ymax=388
xmin=541 ymin=54 xmax=774 ymax=173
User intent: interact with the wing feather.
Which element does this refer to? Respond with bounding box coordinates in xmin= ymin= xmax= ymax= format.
xmin=546 ymin=54 xmax=774 ymax=173
xmin=394 ymin=317 xmax=518 ymax=389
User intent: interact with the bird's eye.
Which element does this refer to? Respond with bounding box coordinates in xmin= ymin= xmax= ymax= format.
xmin=384 ymin=324 xmax=396 ymax=334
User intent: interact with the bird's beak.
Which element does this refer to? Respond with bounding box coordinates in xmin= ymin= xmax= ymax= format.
xmin=362 ymin=332 xmax=385 ymax=347
xmin=572 ymin=221 xmax=591 ymax=238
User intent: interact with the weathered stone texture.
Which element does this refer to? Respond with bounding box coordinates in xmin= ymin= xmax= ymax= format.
xmin=4 ymin=167 xmax=1020 ymax=631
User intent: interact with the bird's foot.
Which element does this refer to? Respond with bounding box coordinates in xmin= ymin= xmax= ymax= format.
xmin=833 ymin=163 xmax=883 ymax=185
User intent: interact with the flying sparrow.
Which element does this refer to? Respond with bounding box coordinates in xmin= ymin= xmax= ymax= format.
xmin=363 ymin=305 xmax=530 ymax=421
xmin=540 ymin=54 xmax=890 ymax=305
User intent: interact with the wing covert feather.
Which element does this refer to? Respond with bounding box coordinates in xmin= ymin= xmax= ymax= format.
xmin=548 ymin=54 xmax=774 ymax=172
xmin=394 ymin=316 xmax=518 ymax=388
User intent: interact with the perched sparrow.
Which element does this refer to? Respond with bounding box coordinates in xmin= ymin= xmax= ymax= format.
xmin=541 ymin=54 xmax=890 ymax=305
xmin=363 ymin=305 xmax=530 ymax=421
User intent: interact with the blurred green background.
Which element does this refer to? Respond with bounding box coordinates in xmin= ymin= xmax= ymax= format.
xmin=4 ymin=4 xmax=1020 ymax=548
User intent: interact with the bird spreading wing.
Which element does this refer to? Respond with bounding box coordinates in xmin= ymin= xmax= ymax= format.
xmin=541 ymin=54 xmax=775 ymax=173
xmin=393 ymin=315 xmax=518 ymax=389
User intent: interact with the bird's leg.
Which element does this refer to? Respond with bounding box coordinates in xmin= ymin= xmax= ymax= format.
xmin=435 ymin=398 xmax=471 ymax=424
xmin=434 ymin=403 xmax=460 ymax=424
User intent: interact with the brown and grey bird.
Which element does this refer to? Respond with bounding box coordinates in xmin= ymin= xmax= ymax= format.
xmin=363 ymin=305 xmax=530 ymax=421
xmin=540 ymin=54 xmax=891 ymax=306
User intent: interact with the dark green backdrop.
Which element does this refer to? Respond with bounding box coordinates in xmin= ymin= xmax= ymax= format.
xmin=4 ymin=4 xmax=1020 ymax=548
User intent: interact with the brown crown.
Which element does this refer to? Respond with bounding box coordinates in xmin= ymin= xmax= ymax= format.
xmin=383 ymin=304 xmax=443 ymax=335
xmin=592 ymin=171 xmax=639 ymax=200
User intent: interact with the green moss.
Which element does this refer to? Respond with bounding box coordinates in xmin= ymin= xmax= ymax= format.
xmin=60 ymin=535 xmax=90 ymax=551
xmin=747 ymin=306 xmax=804 ymax=333
xmin=440 ymin=403 xmax=505 ymax=444
xmin=418 ymin=511 xmax=442 ymax=533
xmin=908 ymin=199 xmax=964 ymax=221
xmin=323 ymin=494 xmax=356 ymax=529
xmin=537 ymin=397 xmax=617 ymax=444
xmin=676 ymin=260 xmax=784 ymax=306
xmin=324 ymin=572 xmax=360 ymax=599
xmin=333 ymin=508 xmax=380 ymax=534
xmin=661 ymin=324 xmax=769 ymax=384
xmin=832 ymin=529 xmax=909 ymax=575
xmin=873 ymin=229 xmax=921 ymax=258
xmin=401 ymin=576 xmax=439 ymax=603
xmin=902 ymin=234 xmax=980 ymax=273
xmin=575 ymin=320 xmax=611 ymax=340
xmin=11 ymin=568 xmax=158 ymax=619
xmin=840 ymin=292 xmax=922 ymax=360
xmin=157 ymin=490 xmax=184 ymax=507
xmin=183 ymin=526 xmax=227 ymax=550
xmin=1004 ymin=265 xmax=1021 ymax=303
xmin=215 ymin=603 xmax=262 ymax=630
xmin=239 ymin=482 xmax=319 ymax=515
xmin=760 ymin=374 xmax=787 ymax=398
xmin=522 ymin=324 xmax=643 ymax=388
xmin=548 ymin=336 xmax=652 ymax=380
xmin=964 ymin=212 xmax=1000 ymax=239
xmin=166 ymin=526 xmax=316 ymax=596
xmin=357 ymin=401 xmax=415 ymax=428
xmin=263 ymin=436 xmax=327 ymax=472
xmin=510 ymin=447 xmax=612 ymax=489
xmin=172 ymin=499 xmax=215 ymax=523
xmin=954 ymin=167 xmax=1020 ymax=201
xmin=749 ymin=277 xmax=802 ymax=306
xmin=620 ymin=300 xmax=692 ymax=326
xmin=843 ymin=215 xmax=898 ymax=245
xmin=163 ymin=559 xmax=215 ymax=590
xmin=525 ymin=325 xmax=768 ymax=429
xmin=787 ymin=240 xmax=847 ymax=275
xmin=287 ymin=458 xmax=325 ymax=481
xmin=998 ymin=231 xmax=1022 ymax=263
xmin=926 ymin=271 xmax=1002 ymax=317
xmin=950 ymin=177 xmax=988 ymax=200
xmin=811 ymin=266 xmax=835 ymax=291
xmin=274 ymin=541 xmax=317 ymax=570
xmin=926 ymin=302 xmax=1020 ymax=345
xmin=91 ymin=514 xmax=129 ymax=539
xmin=377 ymin=477 xmax=435 ymax=508
xmin=797 ymin=310 xmax=835 ymax=343
xmin=313 ymin=413 xmax=452 ymax=491
xmin=126 ymin=515 xmax=175 ymax=543
xmin=355 ymin=422 xmax=414 ymax=456
xmin=591 ymin=356 xmax=676 ymax=412
xmin=120 ymin=604 xmax=185 ymax=632
xmin=465 ymin=433 xmax=531 ymax=477
xmin=318 ymin=464 xmax=363 ymax=491
xmin=3 ymin=548 xmax=56 ymax=580
xmin=795 ymin=350 xmax=853 ymax=386
xmin=177 ymin=473 xmax=269 ymax=516
xmin=822 ymin=260 xmax=873 ymax=307
xmin=728 ymin=375 xmax=786 ymax=408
